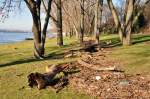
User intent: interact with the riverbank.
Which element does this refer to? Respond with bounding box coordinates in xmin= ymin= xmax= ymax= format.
xmin=0 ymin=34 xmax=150 ymax=99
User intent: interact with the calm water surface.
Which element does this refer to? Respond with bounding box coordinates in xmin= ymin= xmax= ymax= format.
xmin=0 ymin=32 xmax=55 ymax=44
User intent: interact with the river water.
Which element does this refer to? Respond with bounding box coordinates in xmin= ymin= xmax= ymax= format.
xmin=0 ymin=32 xmax=55 ymax=44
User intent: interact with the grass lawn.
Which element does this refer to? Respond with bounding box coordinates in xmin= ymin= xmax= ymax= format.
xmin=107 ymin=34 xmax=150 ymax=74
xmin=0 ymin=37 xmax=91 ymax=99
xmin=0 ymin=34 xmax=150 ymax=99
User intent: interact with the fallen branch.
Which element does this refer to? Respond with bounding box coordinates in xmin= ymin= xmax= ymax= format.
xmin=78 ymin=59 xmax=124 ymax=72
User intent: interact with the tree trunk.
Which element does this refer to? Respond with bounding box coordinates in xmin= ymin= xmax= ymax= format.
xmin=94 ymin=0 xmax=103 ymax=46
xmin=32 ymin=22 xmax=43 ymax=58
xmin=56 ymin=0 xmax=63 ymax=46
xmin=25 ymin=0 xmax=44 ymax=59
xmin=107 ymin=0 xmax=122 ymax=41
xmin=79 ymin=0 xmax=85 ymax=45
xmin=41 ymin=0 xmax=52 ymax=54
xmin=107 ymin=0 xmax=135 ymax=46
xmin=122 ymin=29 xmax=131 ymax=46
xmin=122 ymin=0 xmax=135 ymax=46
xmin=118 ymin=28 xmax=123 ymax=43
xmin=24 ymin=0 xmax=52 ymax=59
xmin=122 ymin=19 xmax=132 ymax=46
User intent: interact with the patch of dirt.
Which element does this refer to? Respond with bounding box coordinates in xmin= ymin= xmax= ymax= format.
xmin=61 ymin=50 xmax=150 ymax=98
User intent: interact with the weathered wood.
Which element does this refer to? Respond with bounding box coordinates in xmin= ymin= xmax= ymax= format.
xmin=27 ymin=64 xmax=68 ymax=90
xmin=78 ymin=59 xmax=124 ymax=72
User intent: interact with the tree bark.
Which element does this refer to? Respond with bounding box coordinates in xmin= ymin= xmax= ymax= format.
xmin=122 ymin=0 xmax=135 ymax=46
xmin=24 ymin=0 xmax=52 ymax=59
xmin=41 ymin=0 xmax=52 ymax=54
xmin=56 ymin=0 xmax=63 ymax=46
xmin=94 ymin=0 xmax=103 ymax=46
xmin=79 ymin=0 xmax=85 ymax=45
xmin=107 ymin=0 xmax=135 ymax=46
xmin=107 ymin=0 xmax=123 ymax=42
xmin=24 ymin=0 xmax=43 ymax=58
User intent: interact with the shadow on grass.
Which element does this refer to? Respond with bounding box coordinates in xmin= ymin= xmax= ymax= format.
xmin=0 ymin=34 xmax=150 ymax=68
xmin=0 ymin=58 xmax=41 ymax=68
xmin=132 ymin=35 xmax=150 ymax=44
xmin=0 ymin=52 xmax=66 ymax=68
xmin=101 ymin=34 xmax=150 ymax=48
xmin=101 ymin=36 xmax=121 ymax=48
xmin=0 ymin=44 xmax=78 ymax=68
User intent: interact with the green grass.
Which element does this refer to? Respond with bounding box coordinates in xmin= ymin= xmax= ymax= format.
xmin=103 ymin=34 xmax=150 ymax=74
xmin=0 ymin=34 xmax=150 ymax=99
xmin=0 ymin=37 xmax=91 ymax=99
xmin=111 ymin=42 xmax=150 ymax=74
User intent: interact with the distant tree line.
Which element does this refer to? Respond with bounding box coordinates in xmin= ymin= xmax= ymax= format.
xmin=0 ymin=0 xmax=150 ymax=59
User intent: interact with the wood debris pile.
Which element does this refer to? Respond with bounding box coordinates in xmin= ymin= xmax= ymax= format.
xmin=27 ymin=49 xmax=150 ymax=98
xmin=67 ymin=51 xmax=150 ymax=98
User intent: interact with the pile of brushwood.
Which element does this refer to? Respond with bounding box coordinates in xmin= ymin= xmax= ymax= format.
xmin=27 ymin=49 xmax=150 ymax=98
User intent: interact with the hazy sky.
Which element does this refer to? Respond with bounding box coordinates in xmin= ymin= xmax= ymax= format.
xmin=0 ymin=2 xmax=32 ymax=31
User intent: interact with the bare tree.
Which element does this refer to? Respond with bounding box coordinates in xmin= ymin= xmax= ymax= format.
xmin=24 ymin=0 xmax=52 ymax=58
xmin=79 ymin=0 xmax=85 ymax=44
xmin=60 ymin=0 xmax=98 ymax=41
xmin=56 ymin=0 xmax=63 ymax=46
xmin=107 ymin=0 xmax=135 ymax=46
xmin=0 ymin=0 xmax=53 ymax=58
xmin=45 ymin=0 xmax=63 ymax=46
xmin=122 ymin=0 xmax=135 ymax=45
xmin=94 ymin=0 xmax=103 ymax=46
xmin=107 ymin=0 xmax=150 ymax=46
xmin=107 ymin=0 xmax=123 ymax=41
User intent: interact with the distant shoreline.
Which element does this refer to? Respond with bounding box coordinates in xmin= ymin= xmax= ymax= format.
xmin=0 ymin=31 xmax=31 ymax=33
xmin=0 ymin=28 xmax=31 ymax=33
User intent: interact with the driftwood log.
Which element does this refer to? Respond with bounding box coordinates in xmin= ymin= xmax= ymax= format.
xmin=27 ymin=64 xmax=68 ymax=90
xmin=78 ymin=59 xmax=124 ymax=72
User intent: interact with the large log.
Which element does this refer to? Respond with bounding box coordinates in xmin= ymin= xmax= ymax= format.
xmin=27 ymin=64 xmax=68 ymax=90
